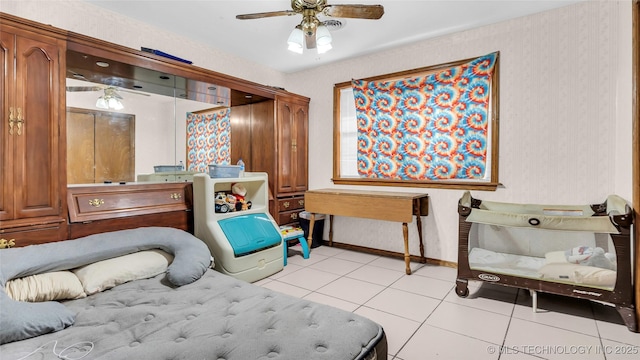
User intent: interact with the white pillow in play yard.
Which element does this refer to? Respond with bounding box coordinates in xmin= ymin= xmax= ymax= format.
xmin=538 ymin=263 xmax=616 ymax=287
xmin=73 ymin=250 xmax=174 ymax=295
xmin=5 ymin=271 xmax=86 ymax=302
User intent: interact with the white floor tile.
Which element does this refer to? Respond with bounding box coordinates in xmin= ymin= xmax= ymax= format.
xmin=370 ymin=256 xmax=424 ymax=273
xmin=317 ymin=276 xmax=385 ymax=304
xmin=258 ymin=254 xmax=634 ymax=360
xmin=591 ymin=302 xmax=640 ymax=345
xmin=354 ymin=306 xmax=421 ymax=357
xmin=504 ymin=318 xmax=604 ymax=360
xmin=412 ymin=264 xmax=458 ymax=282
xmin=308 ymin=256 xmax=364 ymax=275
xmin=390 ymin=272 xmax=454 ymax=300
xmin=346 ymin=264 xmax=405 ymax=286
xmin=302 ymin=292 xmax=359 ymax=312
xmin=269 ymin=262 xmax=303 ymax=279
xmin=364 ymin=287 xmax=440 ymax=322
xmin=276 ymin=267 xmax=341 ymax=290
xmin=443 ymin=282 xmax=517 ymax=316
xmin=286 ymin=252 xmax=328 ymax=267
xmin=309 ymin=245 xmax=346 ymax=257
xmin=259 ymin=280 xmax=311 ymax=298
xmin=334 ymin=249 xmax=381 ymax=264
xmin=425 ymin=301 xmax=511 ymax=344
xmin=397 ymin=323 xmax=499 ymax=360
xmin=512 ymin=292 xmax=598 ymax=337
xmin=599 ymin=339 xmax=640 ymax=360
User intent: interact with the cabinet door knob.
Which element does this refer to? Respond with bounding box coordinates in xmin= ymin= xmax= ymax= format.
xmin=16 ymin=107 xmax=24 ymax=135
xmin=298 ymin=199 xmax=304 ymax=206
xmin=290 ymin=212 xmax=298 ymax=220
xmin=0 ymin=238 xmax=16 ymax=249
xmin=283 ymin=201 xmax=290 ymax=208
xmin=170 ymin=193 xmax=182 ymax=200
xmin=8 ymin=107 xmax=16 ymax=135
xmin=89 ymin=198 xmax=105 ymax=207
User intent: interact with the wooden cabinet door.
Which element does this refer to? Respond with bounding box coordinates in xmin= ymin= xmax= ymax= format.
xmin=13 ymin=31 xmax=63 ymax=220
xmin=276 ymin=99 xmax=308 ymax=194
xmin=67 ymin=108 xmax=135 ymax=184
xmin=291 ymin=103 xmax=308 ymax=193
xmin=0 ymin=31 xmax=15 ymax=221
xmin=0 ymin=26 xmax=64 ymax=222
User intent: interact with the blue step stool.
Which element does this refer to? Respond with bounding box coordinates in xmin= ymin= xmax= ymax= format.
xmin=280 ymin=226 xmax=309 ymax=266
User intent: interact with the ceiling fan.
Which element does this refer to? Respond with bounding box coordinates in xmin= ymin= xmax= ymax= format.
xmin=236 ymin=0 xmax=384 ymax=52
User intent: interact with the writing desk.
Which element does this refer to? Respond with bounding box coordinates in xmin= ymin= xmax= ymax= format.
xmin=304 ymin=189 xmax=429 ymax=274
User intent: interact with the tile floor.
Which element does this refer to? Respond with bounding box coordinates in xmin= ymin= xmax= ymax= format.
xmin=255 ymin=245 xmax=640 ymax=360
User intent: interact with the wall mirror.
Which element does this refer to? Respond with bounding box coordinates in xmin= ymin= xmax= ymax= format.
xmin=65 ymin=49 xmax=269 ymax=184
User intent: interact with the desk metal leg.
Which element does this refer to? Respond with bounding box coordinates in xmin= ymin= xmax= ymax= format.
xmin=403 ymin=222 xmax=411 ymax=275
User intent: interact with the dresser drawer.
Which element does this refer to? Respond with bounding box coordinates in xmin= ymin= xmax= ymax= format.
xmin=0 ymin=221 xmax=67 ymax=248
xmin=68 ymin=183 xmax=190 ymax=223
xmin=277 ymin=196 xmax=305 ymax=212
xmin=278 ymin=209 xmax=304 ymax=226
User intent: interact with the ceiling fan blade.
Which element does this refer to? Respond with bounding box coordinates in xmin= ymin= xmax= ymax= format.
xmin=322 ymin=4 xmax=384 ymax=19
xmin=66 ymin=86 xmax=102 ymax=92
xmin=236 ymin=10 xmax=297 ymax=20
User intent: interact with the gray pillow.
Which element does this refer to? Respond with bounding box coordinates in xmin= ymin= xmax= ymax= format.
xmin=0 ymin=227 xmax=212 ymax=344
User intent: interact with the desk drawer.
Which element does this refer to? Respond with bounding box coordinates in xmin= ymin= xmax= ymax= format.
xmin=278 ymin=196 xmax=305 ymax=212
xmin=68 ymin=183 xmax=190 ymax=223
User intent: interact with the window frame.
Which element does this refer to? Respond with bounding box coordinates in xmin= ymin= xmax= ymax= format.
xmin=332 ymin=54 xmax=501 ymax=190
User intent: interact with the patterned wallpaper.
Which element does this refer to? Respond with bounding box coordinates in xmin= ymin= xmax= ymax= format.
xmin=287 ymin=1 xmax=632 ymax=262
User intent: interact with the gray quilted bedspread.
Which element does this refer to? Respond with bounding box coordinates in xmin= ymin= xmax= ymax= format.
xmin=0 ymin=269 xmax=385 ymax=360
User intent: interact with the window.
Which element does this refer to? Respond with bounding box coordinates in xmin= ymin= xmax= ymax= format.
xmin=333 ymin=53 xmax=500 ymax=190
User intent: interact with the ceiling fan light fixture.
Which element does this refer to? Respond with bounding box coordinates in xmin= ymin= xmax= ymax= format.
xmin=96 ymin=96 xmax=108 ymax=109
xmin=96 ymin=88 xmax=124 ymax=110
xmin=316 ymin=25 xmax=332 ymax=46
xmin=287 ymin=27 xmax=304 ymax=54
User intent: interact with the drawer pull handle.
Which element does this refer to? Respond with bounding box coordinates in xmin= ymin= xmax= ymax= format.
xmin=283 ymin=201 xmax=290 ymax=208
xmin=0 ymin=238 xmax=16 ymax=249
xmin=298 ymin=199 xmax=304 ymax=206
xmin=290 ymin=212 xmax=298 ymax=220
xmin=89 ymin=198 xmax=105 ymax=207
xmin=170 ymin=193 xmax=182 ymax=200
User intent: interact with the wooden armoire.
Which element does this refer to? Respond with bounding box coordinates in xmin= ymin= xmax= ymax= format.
xmin=0 ymin=19 xmax=68 ymax=246
xmin=0 ymin=12 xmax=310 ymax=247
xmin=229 ymin=94 xmax=309 ymax=226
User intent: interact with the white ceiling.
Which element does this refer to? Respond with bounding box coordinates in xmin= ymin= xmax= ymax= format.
xmin=85 ymin=0 xmax=583 ymax=74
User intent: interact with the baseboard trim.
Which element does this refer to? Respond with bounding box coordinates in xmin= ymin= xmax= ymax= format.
xmin=320 ymin=240 xmax=457 ymax=269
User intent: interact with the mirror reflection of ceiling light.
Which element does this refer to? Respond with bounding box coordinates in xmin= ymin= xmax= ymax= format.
xmin=96 ymin=87 xmax=124 ymax=110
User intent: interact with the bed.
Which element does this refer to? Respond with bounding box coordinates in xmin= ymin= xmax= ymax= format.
xmin=0 ymin=227 xmax=387 ymax=359
xmin=456 ymin=191 xmax=637 ymax=333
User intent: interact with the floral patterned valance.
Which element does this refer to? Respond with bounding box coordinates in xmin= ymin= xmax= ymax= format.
xmin=352 ymin=52 xmax=497 ymax=181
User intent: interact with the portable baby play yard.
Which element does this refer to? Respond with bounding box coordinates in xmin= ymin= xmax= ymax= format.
xmin=456 ymin=191 xmax=637 ymax=332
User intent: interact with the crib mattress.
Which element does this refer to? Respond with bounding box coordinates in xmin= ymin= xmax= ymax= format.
xmin=0 ymin=269 xmax=385 ymax=359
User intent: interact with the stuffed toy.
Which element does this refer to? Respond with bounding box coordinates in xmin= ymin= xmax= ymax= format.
xmin=565 ymin=246 xmax=617 ymax=271
xmin=231 ymin=183 xmax=252 ymax=211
